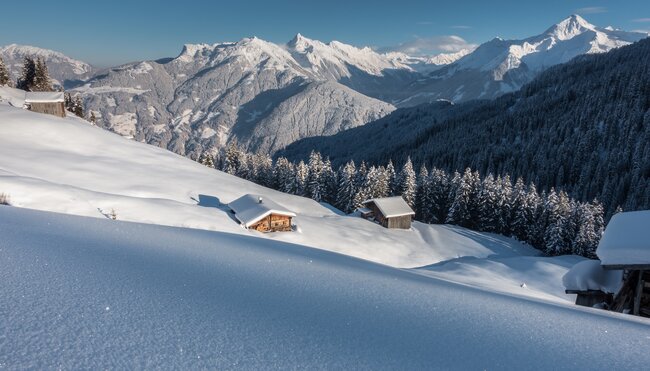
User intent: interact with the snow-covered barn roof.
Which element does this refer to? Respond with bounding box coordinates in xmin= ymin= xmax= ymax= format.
xmin=228 ymin=194 xmax=296 ymax=228
xmin=24 ymin=92 xmax=65 ymax=103
xmin=363 ymin=196 xmax=414 ymax=218
xmin=562 ymin=260 xmax=622 ymax=294
xmin=596 ymin=210 xmax=650 ymax=268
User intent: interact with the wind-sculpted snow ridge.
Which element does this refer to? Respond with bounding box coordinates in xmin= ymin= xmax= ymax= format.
xmin=1 ymin=206 xmax=649 ymax=369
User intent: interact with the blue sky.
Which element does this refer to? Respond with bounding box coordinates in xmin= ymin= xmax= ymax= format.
xmin=1 ymin=0 xmax=649 ymax=66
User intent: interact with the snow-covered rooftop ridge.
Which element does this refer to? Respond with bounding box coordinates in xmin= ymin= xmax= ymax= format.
xmin=228 ymin=194 xmax=296 ymax=228
xmin=562 ymin=260 xmax=623 ymax=293
xmin=363 ymin=196 xmax=415 ymax=218
xmin=24 ymin=91 xmax=64 ymax=103
xmin=596 ymin=210 xmax=650 ymax=267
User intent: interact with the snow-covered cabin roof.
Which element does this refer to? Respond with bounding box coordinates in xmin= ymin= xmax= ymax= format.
xmin=562 ymin=260 xmax=623 ymax=294
xmin=24 ymin=91 xmax=65 ymax=103
xmin=228 ymin=194 xmax=296 ymax=228
xmin=362 ymin=196 xmax=415 ymax=218
xmin=596 ymin=210 xmax=650 ymax=268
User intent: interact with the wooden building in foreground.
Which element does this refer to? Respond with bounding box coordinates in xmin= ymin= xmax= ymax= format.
xmin=24 ymin=92 xmax=66 ymax=118
xmin=229 ymin=194 xmax=296 ymax=232
xmin=563 ymin=260 xmax=620 ymax=308
xmin=360 ymin=196 xmax=415 ymax=229
xmin=596 ymin=211 xmax=650 ymax=317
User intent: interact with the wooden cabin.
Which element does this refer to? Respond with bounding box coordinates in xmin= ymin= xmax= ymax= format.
xmin=24 ymin=92 xmax=66 ymax=118
xmin=228 ymin=194 xmax=296 ymax=232
xmin=563 ymin=260 xmax=620 ymax=308
xmin=361 ymin=196 xmax=415 ymax=229
xmin=596 ymin=211 xmax=650 ymax=317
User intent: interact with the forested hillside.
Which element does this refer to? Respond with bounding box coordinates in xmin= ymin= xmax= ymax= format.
xmin=281 ymin=37 xmax=650 ymax=217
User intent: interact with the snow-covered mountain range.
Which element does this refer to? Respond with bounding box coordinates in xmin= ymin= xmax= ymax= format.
xmin=402 ymin=15 xmax=647 ymax=104
xmin=1 ymin=15 xmax=646 ymax=157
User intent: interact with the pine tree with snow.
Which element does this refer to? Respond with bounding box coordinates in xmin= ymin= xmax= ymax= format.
xmin=0 ymin=56 xmax=11 ymax=86
xmin=306 ymin=151 xmax=325 ymax=201
xmin=397 ymin=157 xmax=416 ymax=208
xmin=446 ymin=168 xmax=481 ymax=229
xmin=73 ymin=95 xmax=84 ymax=117
xmin=428 ymin=168 xmax=451 ymax=223
xmin=321 ymin=158 xmax=338 ymax=205
xmin=198 ymin=152 xmax=215 ymax=168
xmin=88 ymin=111 xmax=97 ymax=124
xmin=385 ymin=160 xmax=397 ymax=196
xmin=294 ymin=160 xmax=309 ymax=197
xmin=16 ymin=56 xmax=36 ymax=91
xmin=510 ymin=178 xmax=527 ymax=240
xmin=415 ymin=165 xmax=429 ymax=220
xmin=32 ymin=58 xmax=52 ymax=91
xmin=336 ymin=160 xmax=357 ymax=213
xmin=274 ymin=157 xmax=296 ymax=194
xmin=496 ymin=175 xmax=513 ymax=235
xmin=478 ymin=173 xmax=499 ymax=232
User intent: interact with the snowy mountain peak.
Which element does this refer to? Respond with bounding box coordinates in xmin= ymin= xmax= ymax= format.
xmin=545 ymin=14 xmax=596 ymax=40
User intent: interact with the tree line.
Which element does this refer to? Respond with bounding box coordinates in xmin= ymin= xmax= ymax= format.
xmin=200 ymin=143 xmax=605 ymax=258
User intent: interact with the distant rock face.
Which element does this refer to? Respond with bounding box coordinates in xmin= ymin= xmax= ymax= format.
xmin=0 ymin=44 xmax=94 ymax=87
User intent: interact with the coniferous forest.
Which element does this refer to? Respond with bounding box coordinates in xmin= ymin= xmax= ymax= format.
xmin=280 ymin=37 xmax=650 ymax=219
xmin=201 ymin=144 xmax=604 ymax=258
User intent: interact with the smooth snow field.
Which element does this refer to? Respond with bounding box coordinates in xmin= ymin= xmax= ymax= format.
xmin=1 ymin=207 xmax=649 ymax=369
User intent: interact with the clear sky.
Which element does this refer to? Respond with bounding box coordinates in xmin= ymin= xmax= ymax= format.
xmin=1 ymin=0 xmax=648 ymax=67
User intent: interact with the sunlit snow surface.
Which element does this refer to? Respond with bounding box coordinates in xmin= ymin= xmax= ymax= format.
xmin=1 ymin=207 xmax=649 ymax=369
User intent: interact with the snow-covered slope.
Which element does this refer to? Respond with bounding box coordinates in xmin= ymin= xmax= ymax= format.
xmin=0 ymin=92 xmax=532 ymax=269
xmin=2 ymin=206 xmax=649 ymax=369
xmin=404 ymin=15 xmax=648 ymax=104
xmin=0 ymin=44 xmax=94 ymax=87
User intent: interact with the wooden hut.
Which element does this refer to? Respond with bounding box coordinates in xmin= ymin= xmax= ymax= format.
xmin=596 ymin=211 xmax=650 ymax=317
xmin=24 ymin=92 xmax=66 ymax=118
xmin=361 ymin=196 xmax=415 ymax=229
xmin=228 ymin=194 xmax=296 ymax=232
xmin=563 ymin=260 xmax=621 ymax=308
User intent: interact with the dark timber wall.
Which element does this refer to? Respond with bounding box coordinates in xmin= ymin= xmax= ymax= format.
xmin=28 ymin=102 xmax=66 ymax=118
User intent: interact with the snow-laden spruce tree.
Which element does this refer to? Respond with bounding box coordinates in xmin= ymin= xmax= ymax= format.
xmin=0 ymin=56 xmax=11 ymax=87
xmin=428 ymin=168 xmax=451 ymax=223
xmin=294 ymin=160 xmax=309 ymax=197
xmin=446 ymin=168 xmax=482 ymax=229
xmin=336 ymin=160 xmax=357 ymax=213
xmin=478 ymin=174 xmax=499 ymax=232
xmin=496 ymin=175 xmax=513 ymax=235
xmin=321 ymin=158 xmax=338 ymax=205
xmin=32 ymin=58 xmax=52 ymax=92
xmin=16 ymin=56 xmax=36 ymax=91
xmin=415 ymin=165 xmax=429 ymax=220
xmin=274 ymin=157 xmax=296 ymax=194
xmin=385 ymin=160 xmax=397 ymax=196
xmin=307 ymin=151 xmax=324 ymax=201
xmin=198 ymin=152 xmax=215 ymax=168
xmin=397 ymin=157 xmax=416 ymax=207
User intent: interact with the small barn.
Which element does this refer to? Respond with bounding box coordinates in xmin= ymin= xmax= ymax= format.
xmin=596 ymin=210 xmax=650 ymax=317
xmin=228 ymin=194 xmax=296 ymax=232
xmin=24 ymin=92 xmax=66 ymax=118
xmin=563 ymin=260 xmax=621 ymax=308
xmin=361 ymin=196 xmax=415 ymax=229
